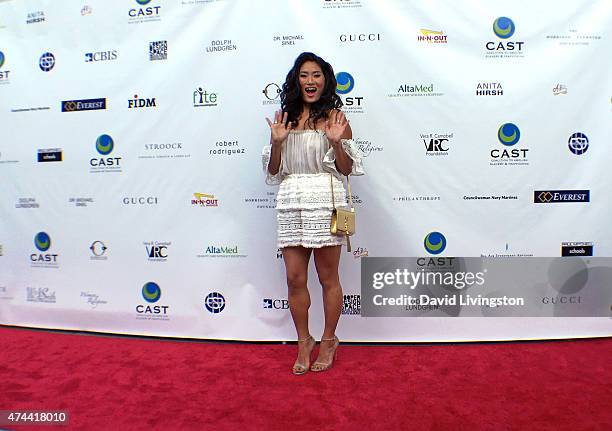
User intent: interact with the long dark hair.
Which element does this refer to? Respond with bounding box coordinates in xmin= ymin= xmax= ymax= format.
xmin=280 ymin=52 xmax=343 ymax=129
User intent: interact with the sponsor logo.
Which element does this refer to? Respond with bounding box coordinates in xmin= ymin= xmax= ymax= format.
xmin=272 ymin=34 xmax=304 ymax=46
xmin=90 ymin=134 xmax=122 ymax=173
xmin=27 ymin=287 xmax=56 ymax=303
xmin=193 ymin=87 xmax=218 ymax=107
xmin=128 ymin=94 xmax=156 ymax=109
xmin=486 ymin=17 xmax=525 ymax=58
xmin=389 ymin=83 xmax=444 ymax=98
xmin=37 ymin=148 xmax=62 ymax=162
xmin=490 ymin=123 xmax=529 ymax=166
xmin=352 ymin=247 xmax=368 ymax=259
xmin=85 ymin=50 xmax=117 ymax=62
xmin=545 ymin=28 xmax=603 ymax=47
xmin=69 ymin=197 xmax=94 ymax=207
xmin=191 ymin=193 xmax=218 ymax=206
xmin=81 ymin=6 xmax=93 ymax=16
xmin=145 ymin=241 xmax=170 ymax=261
xmin=342 ymin=294 xmax=361 ymax=315
xmin=464 ymin=194 xmax=518 ymax=201
xmin=26 ymin=11 xmax=45 ymax=24
xmin=123 ymin=196 xmax=159 ymax=205
xmin=561 ymin=242 xmax=593 ymax=257
xmin=417 ymin=29 xmax=447 ymax=44
xmin=339 ymin=33 xmax=381 ymax=42
xmin=336 ymin=71 xmax=364 ymax=113
xmin=205 ymin=39 xmax=237 ymax=53
xmin=568 ymin=132 xmax=588 ymax=155
xmin=209 ymin=139 xmax=245 ymax=157
xmin=81 ymin=291 xmax=108 ymax=308
xmin=553 ymin=84 xmax=567 ymax=95
xmin=262 ymin=83 xmax=281 ymax=105
xmin=15 ymin=198 xmax=39 ymax=209
xmin=198 ymin=245 xmax=247 ymax=258
xmin=149 ymin=41 xmax=167 ymax=60
xmin=245 ymin=192 xmax=276 ymax=209
xmin=422 ymin=132 xmax=452 ymax=156
xmin=263 ymin=298 xmax=289 ymax=309
xmin=424 ymin=231 xmax=446 ymax=255
xmin=136 ymin=282 xmax=169 ymax=320
xmin=534 ymin=190 xmax=590 ymax=203
xmin=393 ymin=195 xmax=441 ymax=202
xmin=39 ymin=52 xmax=55 ymax=71
xmin=0 ymin=51 xmax=10 ymax=84
xmin=61 ymin=98 xmax=106 ymax=112
xmin=205 ymin=292 xmax=225 ymax=314
xmin=128 ymin=0 xmax=161 ymax=24
xmin=10 ymin=106 xmax=50 ymax=113
xmin=322 ymin=0 xmax=362 ymax=9
xmin=90 ymin=240 xmax=108 ymax=260
xmin=476 ymin=82 xmax=503 ymax=96
xmin=481 ymin=243 xmax=534 ymax=258
xmin=354 ymin=138 xmax=383 ymax=157
xmin=0 ymin=151 xmax=19 ymax=164
xmin=30 ymin=232 xmax=59 ymax=268
xmin=139 ymin=142 xmax=190 ymax=160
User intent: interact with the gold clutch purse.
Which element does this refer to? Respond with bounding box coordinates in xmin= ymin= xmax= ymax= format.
xmin=330 ymin=174 xmax=356 ymax=252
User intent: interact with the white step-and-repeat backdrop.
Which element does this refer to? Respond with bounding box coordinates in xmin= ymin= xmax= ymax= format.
xmin=1 ymin=0 xmax=611 ymax=341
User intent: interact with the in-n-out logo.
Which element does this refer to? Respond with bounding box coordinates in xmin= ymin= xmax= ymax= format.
xmin=424 ymin=231 xmax=446 ymax=255
xmin=490 ymin=123 xmax=529 ymax=166
xmin=335 ymin=71 xmax=364 ymax=114
xmin=417 ymin=29 xmax=448 ymax=44
xmin=568 ymin=132 xmax=588 ymax=155
xmin=128 ymin=0 xmax=161 ymax=24
xmin=191 ymin=193 xmax=219 ymax=207
xmin=128 ymin=94 xmax=156 ymax=109
xmin=39 ymin=52 xmax=55 ymax=72
xmin=136 ymin=282 xmax=169 ymax=320
xmin=193 ymin=87 xmax=218 ymax=107
xmin=263 ymin=298 xmax=289 ymax=309
xmin=486 ymin=17 xmax=525 ymax=58
xmin=30 ymin=232 xmax=59 ymax=268
xmin=90 ymin=134 xmax=122 ymax=173
xmin=205 ymin=292 xmax=225 ymax=314
xmin=262 ymin=83 xmax=281 ymax=105
xmin=0 ymin=51 xmax=11 ymax=84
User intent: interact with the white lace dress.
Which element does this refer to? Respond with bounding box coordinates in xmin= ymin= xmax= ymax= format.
xmin=262 ymin=130 xmax=365 ymax=248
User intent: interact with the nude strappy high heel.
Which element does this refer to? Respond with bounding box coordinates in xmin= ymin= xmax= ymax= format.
xmin=310 ymin=335 xmax=339 ymax=372
xmin=292 ymin=335 xmax=316 ymax=375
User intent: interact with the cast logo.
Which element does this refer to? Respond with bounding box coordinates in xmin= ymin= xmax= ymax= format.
xmin=61 ymin=98 xmax=106 ymax=112
xmin=417 ymin=29 xmax=447 ymax=43
xmin=30 ymin=232 xmax=59 ymax=265
xmin=128 ymin=94 xmax=156 ymax=109
xmin=263 ymin=298 xmax=289 ymax=309
xmin=39 ymin=52 xmax=55 ymax=72
xmin=205 ymin=292 xmax=225 ymax=314
xmin=90 ymin=134 xmax=122 ymax=172
xmin=128 ymin=0 xmax=161 ymax=22
xmin=335 ymin=71 xmax=363 ymax=111
xmin=136 ymin=282 xmax=169 ymax=318
xmin=486 ymin=17 xmax=525 ymax=56
xmin=85 ymin=50 xmax=117 ymax=62
xmin=568 ymin=132 xmax=588 ymax=155
xmin=193 ymin=87 xmax=218 ymax=107
xmin=490 ymin=123 xmax=529 ymax=165
xmin=191 ymin=193 xmax=218 ymax=206
xmin=0 ymin=51 xmax=10 ymax=82
xmin=534 ymin=190 xmax=590 ymax=204
xmin=424 ymin=231 xmax=446 ymax=255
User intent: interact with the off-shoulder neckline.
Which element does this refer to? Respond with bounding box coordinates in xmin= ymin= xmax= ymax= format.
xmin=289 ymin=129 xmax=325 ymax=134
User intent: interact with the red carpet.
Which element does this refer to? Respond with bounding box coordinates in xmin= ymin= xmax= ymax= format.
xmin=0 ymin=326 xmax=610 ymax=431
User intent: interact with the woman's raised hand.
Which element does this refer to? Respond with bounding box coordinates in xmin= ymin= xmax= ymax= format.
xmin=266 ymin=110 xmax=294 ymax=146
xmin=324 ymin=110 xmax=348 ymax=145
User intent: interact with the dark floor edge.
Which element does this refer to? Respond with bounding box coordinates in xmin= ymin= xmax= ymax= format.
xmin=1 ymin=323 xmax=610 ymax=346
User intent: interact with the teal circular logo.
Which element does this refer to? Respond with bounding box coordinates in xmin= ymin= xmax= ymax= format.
xmin=335 ymin=72 xmax=354 ymax=95
xmin=0 ymin=52 xmax=5 ymax=68
xmin=493 ymin=17 xmax=515 ymax=39
xmin=142 ymin=282 xmax=161 ymax=303
xmin=96 ymin=134 xmax=114 ymax=155
xmin=424 ymin=232 xmax=446 ymax=255
xmin=497 ymin=123 xmax=520 ymax=146
xmin=136 ymin=0 xmax=152 ymax=5
xmin=35 ymin=232 xmax=51 ymax=252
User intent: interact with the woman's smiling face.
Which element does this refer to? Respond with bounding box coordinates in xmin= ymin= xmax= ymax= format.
xmin=299 ymin=60 xmax=325 ymax=104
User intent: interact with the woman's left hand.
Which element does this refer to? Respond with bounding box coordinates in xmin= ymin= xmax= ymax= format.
xmin=325 ymin=110 xmax=348 ymax=146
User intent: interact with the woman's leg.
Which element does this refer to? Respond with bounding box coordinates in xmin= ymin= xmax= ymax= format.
xmin=282 ymin=246 xmax=314 ymax=367
xmin=312 ymin=245 xmax=343 ymax=364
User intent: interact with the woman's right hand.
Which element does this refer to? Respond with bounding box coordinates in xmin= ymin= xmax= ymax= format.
xmin=266 ymin=110 xmax=293 ymax=147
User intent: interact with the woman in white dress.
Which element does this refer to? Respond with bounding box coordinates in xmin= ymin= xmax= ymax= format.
xmin=262 ymin=52 xmax=364 ymax=374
